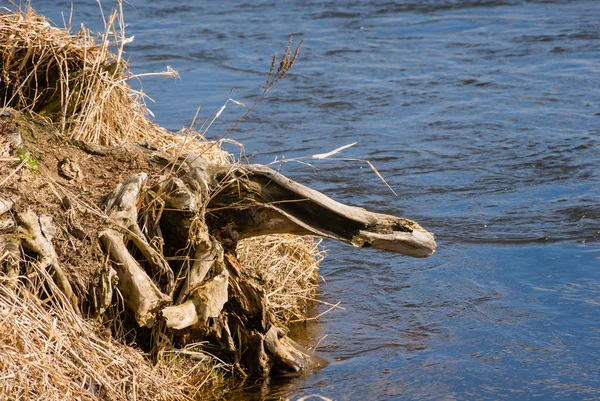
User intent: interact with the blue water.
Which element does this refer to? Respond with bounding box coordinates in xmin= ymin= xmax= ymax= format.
xmin=30 ymin=0 xmax=600 ymax=399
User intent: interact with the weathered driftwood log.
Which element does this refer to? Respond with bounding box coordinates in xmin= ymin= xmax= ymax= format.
xmin=93 ymin=157 xmax=435 ymax=376
xmin=201 ymin=162 xmax=434 ymax=375
xmin=207 ymin=164 xmax=436 ymax=258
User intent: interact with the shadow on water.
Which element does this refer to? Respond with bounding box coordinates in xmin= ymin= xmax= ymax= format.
xmin=31 ymin=0 xmax=600 ymax=399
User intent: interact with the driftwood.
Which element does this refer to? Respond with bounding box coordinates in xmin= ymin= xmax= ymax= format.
xmin=2 ymin=143 xmax=436 ymax=377
xmin=264 ymin=326 xmax=328 ymax=373
xmin=208 ymin=164 xmax=436 ymax=258
xmin=162 ymin=269 xmax=229 ymax=330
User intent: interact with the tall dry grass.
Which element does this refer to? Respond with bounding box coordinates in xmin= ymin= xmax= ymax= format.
xmin=237 ymin=235 xmax=325 ymax=324
xmin=0 ymin=4 xmax=154 ymax=145
xmin=0 ymin=3 xmax=229 ymax=165
xmin=0 ymin=262 xmax=196 ymax=401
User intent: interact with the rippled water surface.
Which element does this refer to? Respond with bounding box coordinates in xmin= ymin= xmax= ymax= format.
xmin=30 ymin=0 xmax=600 ymax=399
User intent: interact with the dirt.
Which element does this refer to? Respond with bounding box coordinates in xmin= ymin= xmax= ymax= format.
xmin=1 ymin=109 xmax=166 ymax=303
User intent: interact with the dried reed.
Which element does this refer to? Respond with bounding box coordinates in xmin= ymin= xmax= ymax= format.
xmin=0 ymin=264 xmax=194 ymax=401
xmin=237 ymin=235 xmax=325 ymax=324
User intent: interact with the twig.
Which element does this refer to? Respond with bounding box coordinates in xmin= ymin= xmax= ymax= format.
xmin=289 ymin=301 xmax=343 ymax=323
xmin=0 ymin=157 xmax=28 ymax=186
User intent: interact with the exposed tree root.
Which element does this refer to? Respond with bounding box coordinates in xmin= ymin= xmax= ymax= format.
xmin=16 ymin=210 xmax=80 ymax=312
xmin=1 ymin=151 xmax=436 ymax=376
xmin=100 ymin=173 xmax=171 ymax=327
xmin=99 ymin=229 xmax=170 ymax=327
xmin=162 ymin=269 xmax=228 ymax=330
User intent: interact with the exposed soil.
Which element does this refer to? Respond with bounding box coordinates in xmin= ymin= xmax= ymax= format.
xmin=1 ymin=109 xmax=167 ymax=301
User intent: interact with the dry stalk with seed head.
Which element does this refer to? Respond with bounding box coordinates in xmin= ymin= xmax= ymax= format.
xmin=193 ymin=37 xmax=303 ymax=161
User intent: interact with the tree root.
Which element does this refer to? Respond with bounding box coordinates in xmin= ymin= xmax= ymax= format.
xmin=99 ymin=229 xmax=170 ymax=327
xmin=162 ymin=269 xmax=228 ymax=330
xmin=17 ymin=210 xmax=80 ymax=312
xmin=100 ymin=173 xmax=172 ymax=327
xmin=264 ymin=326 xmax=328 ymax=374
xmin=93 ymin=159 xmax=436 ymax=376
xmin=103 ymin=173 xmax=174 ymax=294
xmin=2 ymin=146 xmax=435 ymax=377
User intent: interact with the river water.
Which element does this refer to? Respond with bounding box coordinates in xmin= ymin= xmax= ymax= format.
xmin=29 ymin=0 xmax=600 ymax=400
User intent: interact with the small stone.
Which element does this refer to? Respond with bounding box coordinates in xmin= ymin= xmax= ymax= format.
xmin=58 ymin=157 xmax=83 ymax=181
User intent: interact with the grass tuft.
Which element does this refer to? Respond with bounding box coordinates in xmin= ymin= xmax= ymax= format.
xmin=237 ymin=235 xmax=325 ymax=324
xmin=0 ymin=266 xmax=194 ymax=401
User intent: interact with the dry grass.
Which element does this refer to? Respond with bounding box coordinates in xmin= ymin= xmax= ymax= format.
xmin=0 ymin=4 xmax=229 ymax=165
xmin=0 ymin=5 xmax=150 ymax=145
xmin=237 ymin=235 xmax=325 ymax=324
xmin=0 ymin=263 xmax=197 ymax=401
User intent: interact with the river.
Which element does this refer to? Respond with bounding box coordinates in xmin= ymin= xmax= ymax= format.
xmin=30 ymin=0 xmax=600 ymax=400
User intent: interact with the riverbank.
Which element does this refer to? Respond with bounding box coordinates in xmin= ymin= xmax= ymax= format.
xmin=0 ymin=6 xmax=321 ymax=400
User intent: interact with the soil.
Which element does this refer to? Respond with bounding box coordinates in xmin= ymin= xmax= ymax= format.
xmin=1 ymin=109 xmax=165 ymax=303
